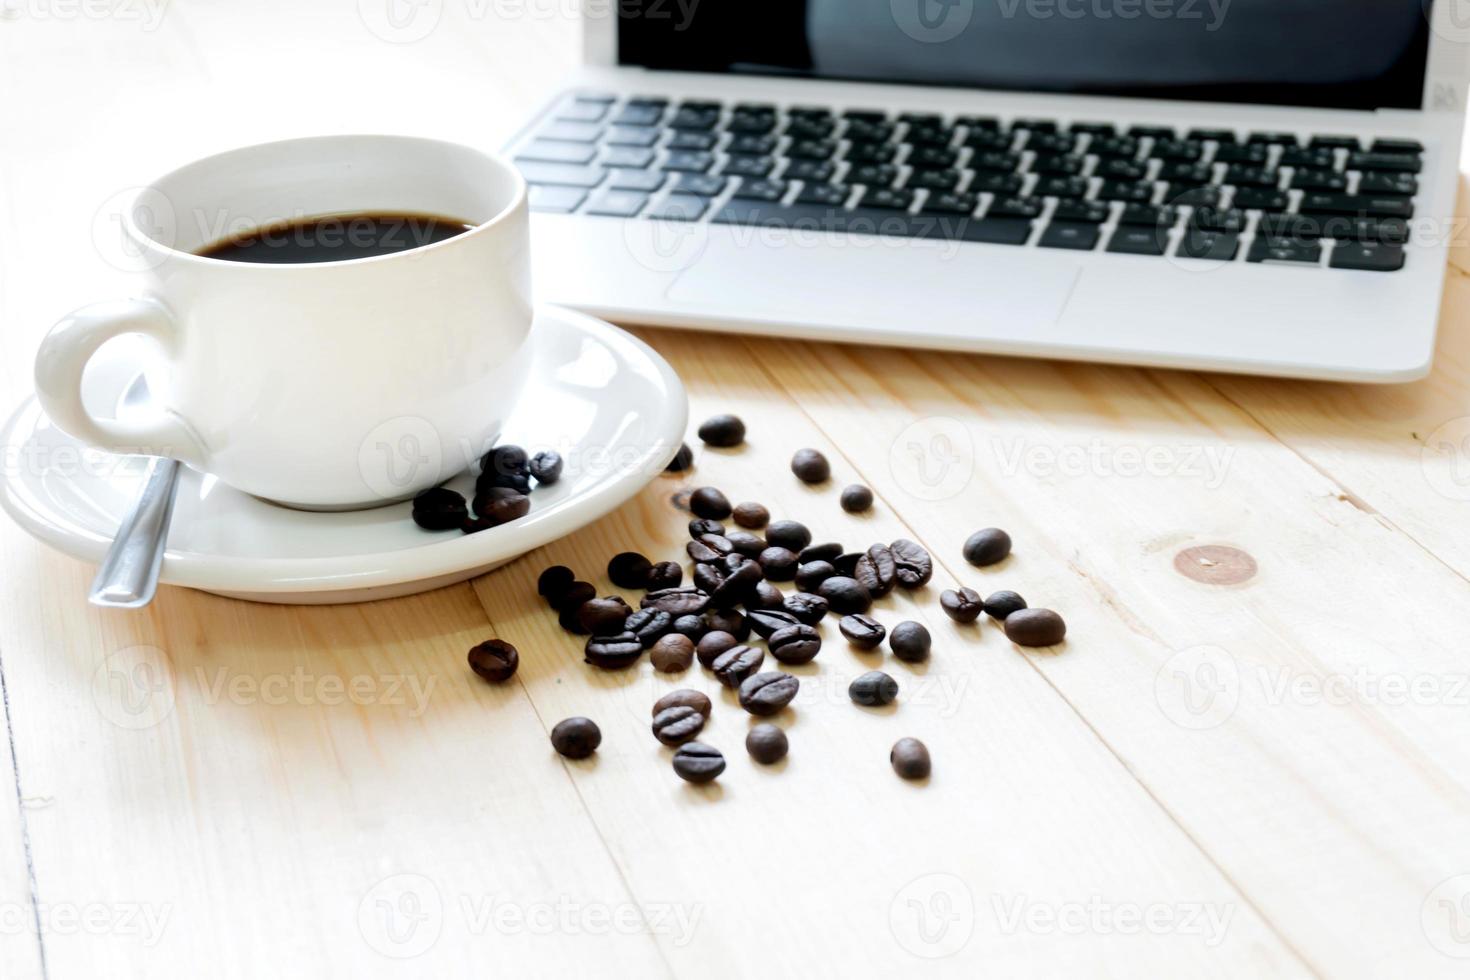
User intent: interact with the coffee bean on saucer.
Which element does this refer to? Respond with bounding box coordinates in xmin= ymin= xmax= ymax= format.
xmin=690 ymin=487 xmax=732 ymax=520
xmin=711 ymin=645 xmax=764 ymax=688
xmin=666 ymin=443 xmax=694 ymax=473
xmin=818 ymin=576 xmax=872 ymax=615
xmin=738 ymin=672 xmax=800 ymax=716
xmin=854 ymin=543 xmax=896 ymax=598
xmin=705 ymin=608 xmax=750 ymax=641
xmin=890 ymin=621 xmax=932 ymax=663
xmin=670 ymin=613 xmax=707 ymax=640
xmin=472 ymin=486 xmax=531 ymax=525
xmin=765 ymin=520 xmax=811 ymax=552
xmin=672 ymin=742 xmax=725 ymax=783
xmin=839 ymin=614 xmax=886 ymax=650
xmin=963 ymin=528 xmax=1012 ymax=567
xmin=579 ymin=596 xmax=633 ymax=636
xmin=840 ymin=484 xmax=873 ymax=513
xmin=748 ymin=580 xmax=785 ymax=611
xmin=849 ymin=670 xmax=898 ymax=706
xmin=553 ymin=581 xmax=597 ymax=612
xmin=768 ymin=624 xmax=822 ymax=665
xmin=798 ymin=542 xmax=843 ymax=564
xmin=537 ymin=565 xmax=576 ymax=602
xmin=832 ymin=552 xmax=863 ymax=577
xmin=484 ymin=444 xmax=529 ymax=477
xmin=732 ymin=501 xmax=769 ymax=528
xmin=890 ymin=539 xmax=934 ymax=589
xmin=940 ymin=588 xmax=985 ymax=624
xmin=411 ymin=487 xmax=468 ymax=531
xmin=726 ymin=530 xmax=767 ymax=559
xmin=467 ymin=639 xmax=518 ymax=683
xmin=608 ymin=551 xmax=654 ymax=589
xmin=757 ymin=546 xmax=798 ymax=581
xmin=689 ymin=518 xmax=725 ymax=538
xmin=746 ymin=724 xmax=788 ymax=764
xmin=1004 ymin=608 xmax=1066 ymax=647
xmin=584 ymin=632 xmax=644 ymax=669
xmin=551 ymin=717 xmax=600 ymax=759
xmin=625 ymin=608 xmax=674 ymax=647
xmin=478 ymin=469 xmax=532 ymax=495
xmin=647 ymin=561 xmax=683 ymax=591
xmin=891 ymin=737 xmax=931 ymax=779
xmin=654 ymin=689 xmax=711 ymax=718
xmin=782 ymin=592 xmax=829 ymax=625
xmin=984 ymin=590 xmax=1028 ymax=620
xmin=747 ymin=608 xmax=801 ymax=639
xmin=696 ymin=630 xmax=738 ymax=667
xmin=652 ymin=705 xmax=706 ymax=745
xmin=698 ymin=414 xmax=746 ymax=448
xmin=650 ymin=634 xmax=695 ymax=672
xmin=791 ymin=448 xmax=831 ymax=484
xmin=795 ymin=560 xmax=836 ymax=592
xmin=529 ymin=451 xmax=563 ymax=485
xmin=641 ymin=587 xmax=711 ymax=616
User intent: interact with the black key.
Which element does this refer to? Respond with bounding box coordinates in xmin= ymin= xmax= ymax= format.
xmin=987 ymin=196 xmax=1044 ymax=219
xmin=1370 ymin=138 xmax=1423 ymax=155
xmin=669 ymin=107 xmax=720 ymax=130
xmin=528 ymin=185 xmax=588 ymax=213
xmin=539 ymin=121 xmax=603 ymax=143
xmin=727 ymin=113 xmax=776 ymax=135
xmin=1310 ymin=135 xmax=1361 ymax=151
xmin=782 ymin=159 xmax=836 ymax=182
xmin=675 ymin=173 xmax=727 ymax=197
xmin=786 ymin=117 xmax=835 ymax=140
xmin=556 ymin=101 xmax=608 ymax=123
xmin=1214 ymin=143 xmax=1269 ymax=164
xmin=1329 ymin=241 xmax=1406 ymax=271
xmin=1297 ymin=193 xmax=1414 ymax=219
xmin=788 ymin=139 xmax=838 ymax=160
xmin=1280 ymin=147 xmax=1336 ymax=169
xmin=971 ymin=151 xmax=1022 ymax=172
xmin=723 ymin=155 xmax=774 ymax=178
xmin=612 ymin=104 xmax=662 ymax=126
xmin=849 ymin=163 xmax=900 ymax=186
xmin=1248 ymin=131 xmax=1298 ymax=146
xmin=646 ymin=194 xmax=710 ymax=221
xmin=859 ymin=187 xmax=915 ymax=211
xmin=898 ymin=112 xmax=943 ymax=127
xmin=1096 ymin=158 xmax=1148 ymax=181
xmin=788 ymin=107 xmax=833 ymax=120
xmin=922 ymin=191 xmax=979 ymax=215
xmin=1164 ymin=186 xmax=1223 ymax=208
xmin=678 ymin=99 xmax=720 ymax=111
xmin=795 ymin=182 xmax=851 ymax=207
xmin=1248 ymin=236 xmax=1322 ymax=264
xmin=846 ymin=120 xmax=896 ymax=143
xmin=1069 ymin=122 xmax=1116 ymax=136
xmin=1231 ymin=188 xmax=1289 ymax=211
xmin=732 ymin=178 xmax=787 ymax=202
xmin=956 ymin=115 xmax=1000 ymax=130
xmin=1128 ymin=125 xmax=1175 ymax=139
xmin=1347 ymin=151 xmax=1421 ymax=173
xmin=705 ymin=200 xmax=946 ymax=241
xmin=1191 ymin=207 xmax=1246 ymax=233
xmin=1178 ymin=228 xmax=1239 ymax=260
xmin=734 ymin=101 xmax=776 ymax=114
xmin=516 ymin=162 xmax=607 ymax=187
xmin=1038 ymin=221 xmax=1099 ymax=250
xmin=1097 ymin=180 xmax=1156 ymax=203
xmin=843 ymin=109 xmax=887 ymax=123
xmin=1158 ymin=162 xmax=1213 ymax=187
xmin=605 ymin=125 xmax=660 ymax=147
xmin=964 ymin=129 xmax=1014 ymax=151
xmin=1013 ymin=118 xmax=1058 ymax=132
xmin=1119 ymin=203 xmax=1178 ymax=227
xmin=1026 ymin=132 xmax=1078 ymax=153
xmin=572 ymin=91 xmax=616 ymax=104
xmin=957 ymin=218 xmax=1034 ymax=245
xmin=846 ymin=142 xmax=898 ymax=164
xmin=602 ymin=146 xmax=655 ymax=169
xmin=1188 ymin=128 xmax=1237 ymax=143
xmin=1224 ymin=165 xmax=1278 ymax=188
xmin=607 ymin=168 xmax=666 ymax=192
xmin=969 ymin=172 xmax=1025 ymax=195
xmin=626 ymin=96 xmax=669 ymax=108
xmin=1151 ymin=139 xmax=1203 ymax=162
xmin=907 ymin=168 xmax=960 ymax=191
xmin=1035 ymin=176 xmax=1090 ymax=199
xmin=727 ymin=133 xmax=777 ymax=156
xmin=517 ymin=140 xmax=598 ymax=164
xmin=1107 ymin=225 xmax=1170 ymax=256
xmin=1030 ymin=154 xmax=1085 ymax=176
xmin=906 ymin=125 xmax=957 ymax=148
xmin=1358 ymin=171 xmax=1418 ymax=196
xmin=907 ymin=146 xmax=959 ymax=169
xmin=1258 ymin=213 xmax=1409 ymax=244
xmin=1290 ymin=168 xmax=1348 ymax=192
xmin=1089 ymin=136 xmax=1140 ymax=160
xmin=663 ymin=151 xmax=714 ymax=173
xmin=1052 ymin=200 xmax=1110 ymax=223
xmin=667 ymin=130 xmax=717 ymax=151
xmin=584 ymin=189 xmax=650 ymax=218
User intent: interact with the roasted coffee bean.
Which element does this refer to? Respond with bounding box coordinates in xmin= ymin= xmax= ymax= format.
xmin=726 ymin=530 xmax=767 ymax=559
xmin=890 ymin=621 xmax=932 ymax=663
xmin=553 ymin=581 xmax=597 ymax=612
xmin=818 ymin=576 xmax=872 ymax=615
xmin=688 ymin=518 xmax=725 ymax=538
xmin=705 ymin=608 xmax=750 ymax=641
xmin=732 ymin=501 xmax=769 ymax=528
xmin=765 ymin=520 xmax=812 ymax=552
xmin=696 ymin=629 xmax=739 ymax=667
xmin=670 ymin=613 xmax=707 ymax=640
xmin=584 ymin=632 xmax=644 ymax=669
xmin=652 ymin=704 xmax=706 ymax=745
xmin=854 ymin=543 xmax=896 ymax=598
xmin=537 ymin=565 xmax=576 ymax=602
xmin=688 ymin=539 xmax=728 ymax=564
xmin=832 ymin=552 xmax=863 ymax=577
xmin=757 ymin=546 xmax=798 ymax=581
xmin=849 ymin=670 xmax=899 ymax=706
xmin=985 ymin=590 xmax=1028 ymax=620
xmin=690 ymin=487 xmax=732 ymax=520
xmin=478 ymin=468 xmax=532 ymax=495
xmin=472 ymin=487 xmax=530 ymax=525
xmin=467 ymin=639 xmax=519 ymax=683
xmin=650 ymin=634 xmax=695 ymax=672
xmin=641 ymin=587 xmax=711 ymax=616
xmin=738 ymin=671 xmax=800 ymax=716
xmin=653 ymin=688 xmax=711 ymax=718
xmin=608 ymin=551 xmax=654 ymax=589
xmin=768 ymin=624 xmax=822 ymax=665
xmin=795 ymin=560 xmax=837 ymax=592
xmin=890 ymin=539 xmax=934 ymax=589
xmin=940 ymin=588 xmax=985 ymax=624
xmin=550 ymin=717 xmax=601 ymax=759
xmin=748 ymin=608 xmax=801 ymax=639
xmin=672 ymin=742 xmax=725 ymax=783
xmin=483 ymin=444 xmax=529 ymax=478
xmin=578 ymin=596 xmax=633 ymax=636
xmin=705 ymin=556 xmax=764 ymax=607
xmin=411 ymin=487 xmax=468 ymax=531
xmin=963 ymin=527 xmax=1012 ymax=567
xmin=711 ymin=645 xmax=765 ymax=687
xmin=748 ymin=580 xmax=785 ymax=611
xmin=558 ymin=605 xmax=590 ymax=635
xmin=798 ymin=542 xmax=843 ymax=564
xmin=529 ymin=451 xmax=563 ymax=485
xmin=461 ymin=515 xmax=500 ymax=535
xmin=783 ymin=592 xmax=829 ymax=625
xmin=1004 ymin=608 xmax=1066 ymax=647
xmin=839 ymin=614 xmax=886 ymax=649
xmin=891 ymin=737 xmax=931 ymax=779
xmin=697 ymin=413 xmax=746 ymax=447
xmin=746 ymin=723 xmax=788 ymax=764
xmin=791 ymin=448 xmax=831 ymax=483
xmin=666 ymin=442 xmax=694 ymax=473
xmin=647 ymin=561 xmax=683 ymax=591
xmin=625 ymin=608 xmax=674 ymax=647
xmin=840 ymin=484 xmax=874 ymax=513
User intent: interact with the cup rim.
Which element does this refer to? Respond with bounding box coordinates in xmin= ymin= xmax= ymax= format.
xmin=126 ymin=134 xmax=527 ymax=269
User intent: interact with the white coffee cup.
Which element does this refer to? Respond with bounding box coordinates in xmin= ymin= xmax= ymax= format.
xmin=34 ymin=134 xmax=533 ymax=509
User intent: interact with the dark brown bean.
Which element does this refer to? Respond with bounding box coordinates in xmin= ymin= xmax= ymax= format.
xmin=557 ymin=605 xmax=590 ymax=635
xmin=745 ymin=723 xmax=788 ymax=764
xmin=840 ymin=484 xmax=874 ymax=513
xmin=765 ymin=520 xmax=812 ymax=553
xmin=647 ymin=561 xmax=683 ymax=591
xmin=757 ymin=546 xmax=799 ymax=581
xmin=963 ymin=528 xmax=1012 ymax=567
xmin=472 ymin=487 xmax=530 ymax=526
xmin=467 ymin=639 xmax=518 ymax=683
xmin=818 ymin=575 xmax=872 ymax=615
xmin=650 ymin=634 xmax=695 ymax=672
xmin=688 ymin=518 xmax=725 ymax=538
xmin=550 ymin=717 xmax=601 ymax=759
xmin=696 ymin=630 xmax=739 ymax=667
xmin=625 ymin=608 xmax=674 ymax=647
xmin=747 ymin=608 xmax=801 ymax=639
xmin=791 ymin=448 xmax=831 ymax=483
xmin=832 ymin=552 xmax=863 ymax=576
xmin=537 ymin=565 xmax=575 ymax=601
xmin=890 ymin=621 xmax=932 ymax=663
xmin=940 ymin=588 xmax=985 ymax=624
xmin=748 ymin=580 xmax=785 ymax=611
xmin=672 ymin=742 xmax=725 ymax=783
xmin=711 ymin=645 xmax=765 ymax=688
xmin=687 ymin=537 xmax=731 ymax=564
xmin=891 ymin=737 xmax=931 ymax=779
xmin=584 ymin=632 xmax=644 ymax=669
xmin=690 ymin=487 xmax=732 ymax=520
xmin=738 ymin=672 xmax=800 ymax=716
xmin=726 ymin=530 xmax=767 ymax=559
xmin=652 ymin=705 xmax=706 ymax=745
xmin=665 ymin=442 xmax=694 ymax=473
xmin=1004 ymin=608 xmax=1066 ymax=647
xmin=795 ymin=560 xmax=837 ymax=592
xmin=579 ymin=596 xmax=633 ymax=636
xmin=798 ymin=542 xmax=843 ymax=564
xmin=890 ymin=539 xmax=934 ymax=589
xmin=412 ymin=486 xmax=468 ymax=530
xmin=782 ymin=592 xmax=829 ymax=625
xmin=705 ymin=608 xmax=750 ymax=641
xmin=641 ymin=587 xmax=711 ymax=616
xmin=732 ymin=501 xmax=769 ymax=528
xmin=553 ymin=580 xmax=597 ymax=612
xmin=697 ymin=414 xmax=745 ymax=447
xmin=839 ymin=614 xmax=886 ymax=650
xmin=984 ymin=590 xmax=1028 ymax=620
xmin=849 ymin=670 xmax=899 ymax=706
xmin=768 ymin=624 xmax=822 ymax=665
xmin=701 ymin=555 xmax=764 ymax=607
xmin=529 ymin=451 xmax=562 ymax=485
xmin=606 ymin=552 xmax=652 ymax=589
xmin=653 ymin=689 xmax=711 ymax=718
xmin=670 ymin=614 xmax=707 ymax=640
xmin=854 ymin=543 xmax=896 ymax=598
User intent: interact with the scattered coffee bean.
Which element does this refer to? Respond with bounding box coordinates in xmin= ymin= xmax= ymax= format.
xmin=665 ymin=442 xmax=694 ymax=473
xmin=653 ymin=689 xmax=712 ymax=718
xmin=460 ymin=515 xmax=495 ymax=534
xmin=696 ymin=630 xmax=739 ymax=667
xmin=732 ymin=501 xmax=769 ymax=528
xmin=688 ymin=538 xmax=728 ymax=564
xmin=625 ymin=608 xmax=674 ymax=647
xmin=818 ymin=576 xmax=872 ymax=615
xmin=854 ymin=543 xmax=896 ymax=598
xmin=1003 ymin=608 xmax=1066 ymax=647
xmin=711 ymin=645 xmax=765 ymax=688
xmin=650 ymin=634 xmax=695 ymax=672
xmin=550 ymin=717 xmax=601 ymax=759
xmin=757 ymin=546 xmax=798 ymax=581
xmin=483 ymin=444 xmax=529 ymax=478
xmin=579 ymin=596 xmax=633 ymax=636
xmin=832 ymin=552 xmax=863 ymax=577
xmin=672 ymin=742 xmax=725 ymax=783
xmin=704 ymin=555 xmax=764 ymax=607
xmin=795 ymin=560 xmax=837 ymax=592
xmin=839 ymin=614 xmax=886 ymax=650
xmin=472 ymin=486 xmax=530 ymax=525
xmin=791 ymin=448 xmax=831 ymax=484
xmin=726 ymin=530 xmax=767 ymax=559
xmin=890 ymin=737 xmax=931 ymax=779
xmin=940 ymin=588 xmax=985 ymax=624
xmin=890 ymin=621 xmax=932 ymax=663
xmin=984 ymin=590 xmax=1028 ymax=620
xmin=690 ymin=487 xmax=732 ymax=520
xmin=537 ymin=565 xmax=575 ymax=602
xmin=478 ymin=468 xmax=531 ymax=494
xmin=529 ymin=451 xmax=563 ymax=485
xmin=467 ymin=639 xmax=519 ymax=683
xmin=782 ymin=592 xmax=829 ymax=626
xmin=553 ymin=581 xmax=597 ymax=612
xmin=584 ymin=632 xmax=644 ymax=669
xmin=698 ymin=413 xmax=746 ymax=447
xmin=688 ymin=518 xmax=725 ymax=538
xmin=411 ymin=487 xmax=469 ymax=531
xmin=840 ymin=484 xmax=874 ymax=513
xmin=748 ymin=580 xmax=785 ymax=610
xmin=670 ymin=614 xmax=707 ymax=640
xmin=747 ymin=608 xmax=801 ymax=639
xmin=768 ymin=624 xmax=822 ymax=665
xmin=647 ymin=561 xmax=683 ymax=591
xmin=963 ymin=527 xmax=1012 ymax=567
xmin=848 ymin=670 xmax=899 ymax=706
xmin=746 ymin=724 xmax=788 ymax=764
xmin=738 ymin=672 xmax=800 ymax=716
xmin=652 ymin=705 xmax=706 ymax=745
xmin=641 ymin=587 xmax=711 ymax=616
xmin=558 ymin=605 xmax=590 ymax=635
xmin=607 ymin=551 xmax=653 ymax=589
xmin=890 ymin=538 xmax=935 ymax=589
xmin=765 ymin=520 xmax=812 ymax=552
xmin=798 ymin=542 xmax=843 ymax=564
xmin=705 ymin=608 xmax=750 ymax=641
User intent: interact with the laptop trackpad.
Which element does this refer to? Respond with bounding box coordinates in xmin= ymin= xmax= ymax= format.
xmin=664 ymin=228 xmax=1078 ymax=341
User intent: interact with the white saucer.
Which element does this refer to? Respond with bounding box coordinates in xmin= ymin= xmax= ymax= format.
xmin=1 ymin=306 xmax=687 ymax=604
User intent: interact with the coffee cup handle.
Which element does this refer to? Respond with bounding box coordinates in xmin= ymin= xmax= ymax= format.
xmin=34 ymin=298 xmax=208 ymax=467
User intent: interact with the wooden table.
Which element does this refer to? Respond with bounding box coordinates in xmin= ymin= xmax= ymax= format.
xmin=4 ymin=6 xmax=1470 ymax=978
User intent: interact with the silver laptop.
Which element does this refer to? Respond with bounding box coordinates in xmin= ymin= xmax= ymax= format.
xmin=506 ymin=1 xmax=1468 ymax=381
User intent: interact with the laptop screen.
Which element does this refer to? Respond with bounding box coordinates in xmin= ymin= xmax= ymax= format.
xmin=617 ymin=0 xmax=1432 ymax=110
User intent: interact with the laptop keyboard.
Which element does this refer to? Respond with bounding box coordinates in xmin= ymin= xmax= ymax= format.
xmin=515 ymin=92 xmax=1424 ymax=273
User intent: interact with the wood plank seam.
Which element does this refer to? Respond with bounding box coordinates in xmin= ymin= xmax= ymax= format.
xmin=0 ymin=644 xmax=51 ymax=979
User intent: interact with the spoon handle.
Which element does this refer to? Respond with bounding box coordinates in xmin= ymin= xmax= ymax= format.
xmin=88 ymin=457 xmax=181 ymax=609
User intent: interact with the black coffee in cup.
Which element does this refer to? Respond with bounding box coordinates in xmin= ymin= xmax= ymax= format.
xmin=196 ymin=211 xmax=474 ymax=263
